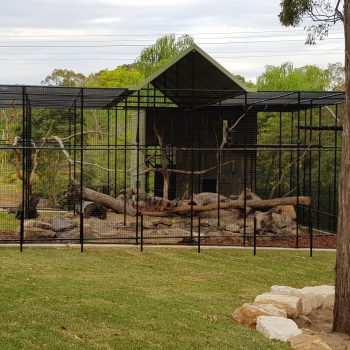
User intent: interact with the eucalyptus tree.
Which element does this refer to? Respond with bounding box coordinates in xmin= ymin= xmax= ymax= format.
xmin=278 ymin=0 xmax=350 ymax=334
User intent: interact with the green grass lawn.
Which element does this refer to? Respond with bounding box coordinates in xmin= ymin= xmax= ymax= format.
xmin=0 ymin=247 xmax=335 ymax=350
xmin=0 ymin=211 xmax=18 ymax=231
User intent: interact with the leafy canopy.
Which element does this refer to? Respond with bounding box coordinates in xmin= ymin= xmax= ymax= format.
xmin=257 ymin=62 xmax=343 ymax=91
xmin=85 ymin=65 xmax=144 ymax=88
xmin=279 ymin=0 xmax=344 ymax=44
xmin=41 ymin=69 xmax=86 ymax=87
xmin=135 ymin=34 xmax=195 ymax=77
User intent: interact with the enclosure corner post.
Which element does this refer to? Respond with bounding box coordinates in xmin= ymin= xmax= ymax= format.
xmin=80 ymin=88 xmax=84 ymax=252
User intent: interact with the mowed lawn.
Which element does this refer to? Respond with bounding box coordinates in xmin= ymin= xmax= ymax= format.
xmin=0 ymin=247 xmax=335 ymax=350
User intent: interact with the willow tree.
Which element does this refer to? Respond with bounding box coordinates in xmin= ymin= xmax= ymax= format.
xmin=135 ymin=34 xmax=194 ymax=78
xmin=278 ymin=0 xmax=349 ymax=335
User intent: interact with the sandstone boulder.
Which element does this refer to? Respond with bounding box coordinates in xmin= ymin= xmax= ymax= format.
xmin=225 ymin=223 xmax=240 ymax=233
xmin=300 ymin=286 xmax=335 ymax=308
xmin=256 ymin=316 xmax=302 ymax=342
xmin=255 ymin=293 xmax=302 ymax=318
xmin=271 ymin=285 xmax=323 ymax=315
xmin=24 ymin=226 xmax=56 ymax=239
xmin=232 ymin=303 xmax=287 ymax=327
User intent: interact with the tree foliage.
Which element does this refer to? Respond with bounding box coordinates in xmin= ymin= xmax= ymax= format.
xmin=135 ymin=34 xmax=195 ymax=77
xmin=85 ymin=65 xmax=144 ymax=88
xmin=41 ymin=69 xmax=86 ymax=87
xmin=279 ymin=0 xmax=344 ymax=44
xmin=257 ymin=62 xmax=332 ymax=90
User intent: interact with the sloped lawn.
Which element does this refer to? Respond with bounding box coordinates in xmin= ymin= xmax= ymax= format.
xmin=0 ymin=247 xmax=335 ymax=350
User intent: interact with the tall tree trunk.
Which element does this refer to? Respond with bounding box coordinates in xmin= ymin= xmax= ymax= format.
xmin=333 ymin=0 xmax=350 ymax=335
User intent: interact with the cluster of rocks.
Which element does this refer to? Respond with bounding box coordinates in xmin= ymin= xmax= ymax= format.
xmin=233 ymin=285 xmax=335 ymax=348
xmin=19 ymin=204 xmax=298 ymax=243
xmin=16 ymin=189 xmax=299 ymax=241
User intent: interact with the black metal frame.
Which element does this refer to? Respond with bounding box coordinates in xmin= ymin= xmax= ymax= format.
xmin=0 ymin=85 xmax=344 ymax=253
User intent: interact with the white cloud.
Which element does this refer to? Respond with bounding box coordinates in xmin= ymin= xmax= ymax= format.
xmin=90 ymin=17 xmax=121 ymax=24
xmin=0 ymin=0 xmax=344 ymax=84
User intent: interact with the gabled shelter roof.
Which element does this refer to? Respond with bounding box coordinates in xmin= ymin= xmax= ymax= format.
xmin=130 ymin=44 xmax=255 ymax=108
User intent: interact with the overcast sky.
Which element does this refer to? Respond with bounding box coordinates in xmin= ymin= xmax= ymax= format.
xmin=0 ymin=0 xmax=344 ymax=85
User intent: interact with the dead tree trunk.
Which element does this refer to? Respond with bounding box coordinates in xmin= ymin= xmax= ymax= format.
xmin=168 ymin=196 xmax=311 ymax=214
xmin=66 ymin=181 xmax=136 ymax=216
xmin=8 ymin=195 xmax=40 ymax=219
xmin=333 ymin=0 xmax=350 ymax=335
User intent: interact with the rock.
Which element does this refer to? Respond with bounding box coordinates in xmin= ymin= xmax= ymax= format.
xmin=52 ymin=216 xmax=75 ymax=232
xmin=205 ymin=231 xmax=222 ymax=237
xmin=225 ymin=223 xmax=240 ymax=233
xmin=272 ymin=212 xmax=293 ymax=229
xmin=24 ymin=227 xmax=56 ymax=239
xmin=255 ymin=208 xmax=296 ymax=235
xmin=56 ymin=228 xmax=80 ymax=240
xmin=289 ymin=333 xmax=332 ymax=350
xmin=271 ymin=285 xmax=323 ymax=315
xmin=240 ymin=226 xmax=255 ymax=235
xmin=193 ymin=192 xmax=229 ymax=206
xmin=255 ymin=293 xmax=302 ymax=318
xmin=256 ymin=316 xmax=302 ymax=342
xmin=237 ymin=217 xmax=254 ymax=227
xmin=232 ymin=303 xmax=287 ymax=327
xmin=33 ymin=220 xmax=53 ymax=231
xmin=297 ymin=315 xmax=312 ymax=328
xmin=277 ymin=205 xmax=297 ymax=219
xmin=199 ymin=209 xmax=239 ymax=219
xmin=300 ymin=286 xmax=335 ymax=308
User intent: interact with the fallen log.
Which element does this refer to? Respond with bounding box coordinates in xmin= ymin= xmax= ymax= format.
xmin=66 ymin=181 xmax=137 ymax=216
xmin=166 ymin=196 xmax=311 ymax=214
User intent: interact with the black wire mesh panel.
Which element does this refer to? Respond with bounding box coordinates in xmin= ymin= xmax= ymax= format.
xmin=0 ymin=85 xmax=344 ymax=250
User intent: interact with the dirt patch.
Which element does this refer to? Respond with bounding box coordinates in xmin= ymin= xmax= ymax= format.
xmin=295 ymin=307 xmax=350 ymax=350
xmin=202 ymin=234 xmax=336 ymax=249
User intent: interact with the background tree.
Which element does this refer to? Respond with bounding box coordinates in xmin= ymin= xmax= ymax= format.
xmin=278 ymin=0 xmax=350 ymax=335
xmin=41 ymin=69 xmax=86 ymax=87
xmin=255 ymin=62 xmax=340 ymax=200
xmin=85 ymin=65 xmax=143 ymax=88
xmin=135 ymin=34 xmax=194 ymax=77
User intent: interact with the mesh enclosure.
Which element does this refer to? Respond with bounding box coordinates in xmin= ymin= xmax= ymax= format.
xmin=0 ymin=85 xmax=344 ymax=250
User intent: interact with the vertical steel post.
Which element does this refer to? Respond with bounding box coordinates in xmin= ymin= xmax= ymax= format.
xmin=114 ymin=106 xmax=118 ymax=197
xmin=217 ymin=105 xmax=222 ymax=228
xmin=278 ymin=111 xmax=282 ymax=197
xmin=107 ymin=108 xmax=111 ymax=195
xmin=123 ymin=99 xmax=127 ymax=226
xmin=309 ymin=219 xmax=313 ymax=257
xmin=296 ymin=97 xmax=301 ymax=248
xmin=73 ymin=101 xmax=77 ymax=181
xmin=308 ymin=106 xmax=313 ymax=241
xmin=140 ymin=214 xmax=144 ymax=252
xmin=333 ymin=104 xmax=338 ymax=233
xmin=197 ymin=216 xmax=201 ymax=253
xmin=190 ymin=146 xmax=194 ymax=244
xmin=135 ymin=91 xmax=140 ymax=245
xmin=79 ymin=89 xmax=84 ymax=252
xmin=243 ymin=137 xmax=247 ymax=247
xmin=68 ymin=108 xmax=72 ymax=185
xmin=317 ymin=107 xmax=322 ymax=229
xmin=302 ymin=109 xmax=307 ymax=223
xmin=253 ymin=214 xmax=257 ymax=256
xmin=20 ymin=87 xmax=26 ymax=252
xmin=290 ymin=112 xmax=294 ymax=194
